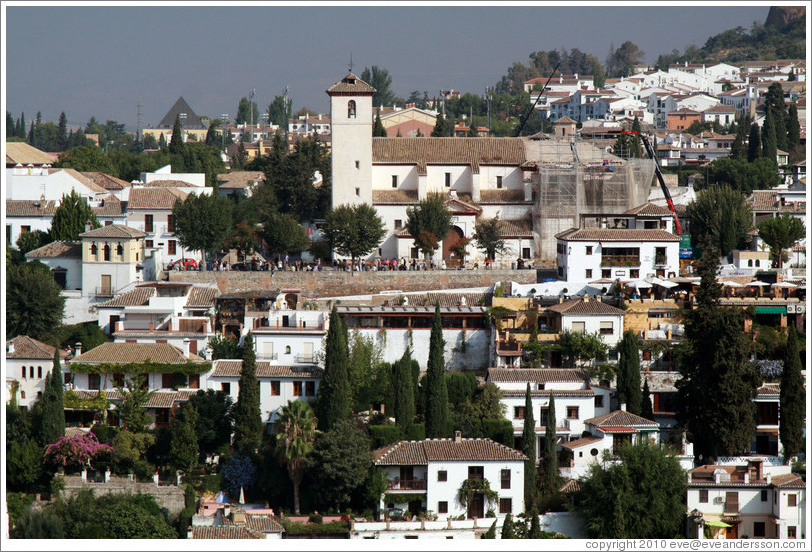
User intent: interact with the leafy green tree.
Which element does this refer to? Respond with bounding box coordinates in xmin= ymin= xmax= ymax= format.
xmin=16 ymin=229 xmax=53 ymax=255
xmin=188 ymin=389 xmax=234 ymax=457
xmin=606 ymin=41 xmax=645 ymax=77
xmin=6 ymin=407 xmax=43 ymax=490
xmin=111 ymin=430 xmax=155 ymax=471
xmin=208 ymin=334 xmax=243 ymax=360
xmin=6 ymin=261 xmax=65 ymax=341
xmin=538 ymin=394 xmax=560 ymax=501
xmin=704 ymin=157 xmax=781 ymax=194
xmin=474 ymin=216 xmax=509 ymax=260
xmin=425 ymin=304 xmax=449 ymax=438
xmin=558 ymin=330 xmax=608 ymax=367
xmin=116 ymin=375 xmax=153 ymax=433
xmin=780 ymin=329 xmax=803 ymax=462
xmin=616 ymin=331 xmax=642 ymax=414
xmin=10 ymin=509 xmax=65 ymax=539
xmin=170 ymin=402 xmax=199 ymax=472
xmin=232 ymin=332 xmax=263 ymax=454
xmin=346 ymin=331 xmax=377 ymax=412
xmin=482 ymin=519 xmax=497 ymax=538
xmin=276 ymin=400 xmax=317 ymax=514
xmin=317 ymin=308 xmax=351 ymax=431
xmin=576 ymin=442 xmax=687 ymax=538
xmin=676 ymin=241 xmax=760 ymax=461
xmin=172 ymin=192 xmax=233 ymax=270
xmin=49 ymin=189 xmax=100 ymax=241
xmin=688 ymin=185 xmax=752 ymax=257
xmin=169 ymin=114 xmax=185 ymax=155
xmin=521 ymin=383 xmax=536 ymax=508
xmin=393 ymin=349 xmax=416 ymax=432
xmin=431 ymin=112 xmax=450 ymax=137
xmin=747 ymin=123 xmax=761 ymax=162
xmin=373 ymin=108 xmax=387 ymax=137
xmin=758 ymin=214 xmax=805 ymax=269
xmin=322 ymin=204 xmax=386 ymax=270
xmin=406 ymin=194 xmax=452 ymax=261
xmin=641 ymin=379 xmax=654 ymax=421
xmin=40 ymin=350 xmax=66 ymax=445
xmin=226 ymin=221 xmax=259 ymax=260
xmin=236 ymin=96 xmax=260 ymax=126
xmin=310 ymin=419 xmax=372 ymax=511
xmin=611 ymin=131 xmax=643 ymax=158
xmin=267 ymin=95 xmax=290 ymax=126
xmin=360 ymin=66 xmax=395 ymax=107
xmin=501 ymin=513 xmax=516 ymax=538
xmin=260 ymin=213 xmax=310 ymax=258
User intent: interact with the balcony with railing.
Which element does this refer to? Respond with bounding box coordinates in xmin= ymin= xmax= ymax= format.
xmin=386 ymin=478 xmax=427 ymax=491
xmin=600 ymin=256 xmax=640 ymax=267
xmin=294 ymin=355 xmax=316 ymax=364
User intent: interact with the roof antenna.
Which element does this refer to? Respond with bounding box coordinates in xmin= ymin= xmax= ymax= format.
xmin=348 ymin=53 xmax=354 ymax=73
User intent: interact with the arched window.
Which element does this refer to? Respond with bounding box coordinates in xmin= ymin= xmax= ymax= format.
xmin=91 ymin=243 xmax=98 ymax=256
xmin=20 ymin=391 xmax=25 ymax=399
xmin=21 ymin=366 xmax=26 ymax=379
xmin=117 ymin=243 xmax=124 ymax=257
xmin=285 ymin=345 xmax=292 ymax=354
xmin=103 ymin=244 xmax=111 ymax=261
xmin=347 ymin=100 xmax=356 ymax=119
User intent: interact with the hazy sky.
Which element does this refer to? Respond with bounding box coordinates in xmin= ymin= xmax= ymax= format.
xmin=4 ymin=2 xmax=773 ymax=130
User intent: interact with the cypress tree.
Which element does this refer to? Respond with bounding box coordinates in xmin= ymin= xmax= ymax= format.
xmin=527 ymin=501 xmax=542 ymax=538
xmin=394 ymin=349 xmax=416 ymax=432
xmin=786 ymin=104 xmax=800 ymax=156
xmin=57 ymin=112 xmax=68 ymax=150
xmin=641 ymin=378 xmax=654 ymax=420
xmin=232 ymin=332 xmax=262 ymax=454
xmin=501 ymin=513 xmax=516 ymax=539
xmin=7 ymin=111 xmax=15 ymax=138
xmin=40 ymin=349 xmax=65 ymax=445
xmin=747 ymin=123 xmax=761 ymax=162
xmin=522 ymin=383 xmax=536 ymax=510
xmin=18 ymin=112 xmax=26 ymax=139
xmin=424 ymin=303 xmax=449 ymax=438
xmin=28 ymin=121 xmax=34 ymax=145
xmin=372 ymin=108 xmax=387 ymax=137
xmin=317 ymin=307 xmax=351 ymax=431
xmin=538 ymin=393 xmax=559 ymax=499
xmin=730 ymin=114 xmax=750 ymax=159
xmin=482 ymin=519 xmax=497 ymax=538
xmin=761 ymin=113 xmax=777 ymax=161
xmin=169 ymin=114 xmax=185 ymax=154
xmin=764 ymin=82 xmax=788 ymax=151
xmin=170 ymin=403 xmax=200 ymax=472
xmin=779 ymin=329 xmax=804 ymax=462
xmin=616 ymin=331 xmax=642 ymax=415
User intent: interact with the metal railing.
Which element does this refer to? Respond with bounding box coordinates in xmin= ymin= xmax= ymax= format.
xmin=386 ymin=478 xmax=426 ymax=490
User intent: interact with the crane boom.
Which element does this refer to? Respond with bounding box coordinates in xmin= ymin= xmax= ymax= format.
xmin=622 ymin=130 xmax=682 ymax=234
xmin=514 ymin=62 xmax=560 ymax=137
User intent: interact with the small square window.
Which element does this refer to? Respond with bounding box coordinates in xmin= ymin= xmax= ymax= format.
xmin=699 ymin=490 xmax=708 ymax=503
xmin=585 ymin=246 xmax=592 ymax=255
xmin=566 ymin=406 xmax=579 ymax=419
xmin=602 ymin=269 xmax=611 ymax=279
xmin=595 ymin=395 xmax=604 ymax=408
xmin=305 ymin=381 xmax=315 ymax=397
xmin=438 ymin=470 xmax=447 ymax=482
xmin=753 ymin=522 xmax=765 ymax=537
xmin=355 ymin=160 xmax=360 ymax=169
xmin=585 ymin=269 xmax=593 ymax=279
xmin=788 ymin=494 xmax=797 ymax=507
xmin=438 ymin=501 xmax=448 ymax=514
xmin=293 ymin=381 xmax=303 ymax=396
xmin=514 ymin=406 xmax=525 ymax=419
xmin=392 ymin=175 xmax=398 ymax=188
xmin=787 ymin=526 xmax=796 ymax=539
xmin=499 ymin=498 xmax=512 ymax=514
xmin=394 ymin=220 xmax=402 ymax=229
xmin=500 ymin=469 xmax=511 ymax=489
xmin=629 ymin=269 xmax=640 ymax=278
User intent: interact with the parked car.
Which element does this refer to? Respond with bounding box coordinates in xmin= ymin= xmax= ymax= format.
xmin=383 ymin=507 xmax=406 ymax=521
xmin=168 ymin=258 xmax=198 ymax=270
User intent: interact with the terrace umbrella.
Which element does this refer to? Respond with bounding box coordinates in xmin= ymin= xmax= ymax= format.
xmin=772 ymin=282 xmax=798 ymax=288
xmin=748 ymin=280 xmax=770 ymax=297
xmin=720 ymin=281 xmax=743 ymax=287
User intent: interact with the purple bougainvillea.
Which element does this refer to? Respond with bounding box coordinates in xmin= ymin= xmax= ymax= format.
xmin=751 ymin=359 xmax=784 ymax=381
xmin=44 ymin=432 xmax=113 ymax=469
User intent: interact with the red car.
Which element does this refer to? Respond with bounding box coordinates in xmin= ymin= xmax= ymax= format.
xmin=169 ymin=258 xmax=198 ymax=270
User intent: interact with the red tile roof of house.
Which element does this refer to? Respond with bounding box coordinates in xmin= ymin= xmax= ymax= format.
xmin=546 ymin=297 xmax=625 ymax=316
xmin=81 ymin=172 xmax=132 ymax=191
xmin=7 ymin=335 xmax=61 ymax=360
xmin=555 ymin=228 xmax=681 ymax=241
xmin=79 ymin=224 xmax=146 ymax=239
xmin=373 ymin=438 xmax=527 ymax=465
xmin=487 ymin=368 xmax=588 ymax=384
xmin=128 ymin=187 xmax=188 ymax=210
xmin=326 ymin=73 xmax=376 ymax=95
xmin=372 ymin=137 xmax=526 ymax=175
xmin=584 ymin=410 xmax=658 ymax=427
xmin=211 ymin=361 xmax=321 ymax=378
xmin=25 ymin=240 xmax=82 ymax=259
xmin=560 ymin=436 xmax=603 ymax=450
xmin=5 ymin=199 xmax=58 ymax=217
xmin=72 ymin=342 xmax=204 ymax=364
xmin=189 ymin=526 xmax=264 ymax=539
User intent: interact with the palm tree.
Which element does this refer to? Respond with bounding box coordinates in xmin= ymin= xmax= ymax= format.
xmin=276 ymin=400 xmax=317 ymax=514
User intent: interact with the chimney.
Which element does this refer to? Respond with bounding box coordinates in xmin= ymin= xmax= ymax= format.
xmin=74 ymin=342 xmax=82 ymax=357
xmin=7 ymin=340 xmax=15 ymax=354
xmin=620 ymin=402 xmax=627 ymax=411
xmin=583 ymin=295 xmax=589 ymax=302
xmin=596 ymin=295 xmax=602 ymax=302
xmin=765 ymin=472 xmax=771 ymax=485
xmin=454 ymin=430 xmax=462 ymax=443
xmin=85 ymin=222 xmax=92 ymax=233
xmin=183 ymin=339 xmax=191 ymax=356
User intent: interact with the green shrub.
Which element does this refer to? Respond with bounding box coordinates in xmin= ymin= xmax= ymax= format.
xmin=404 ymin=423 xmax=425 ymax=441
xmin=5 ymin=492 xmax=35 ymax=526
xmin=201 ymin=473 xmax=224 ymax=494
xmin=90 ymin=424 xmax=119 ymax=445
xmin=369 ymin=425 xmax=401 ymax=448
xmin=482 ymin=419 xmax=514 ymax=447
xmin=133 ymin=460 xmax=156 ymax=482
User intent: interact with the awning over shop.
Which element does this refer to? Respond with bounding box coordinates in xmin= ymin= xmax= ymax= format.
xmin=706 ymin=521 xmax=732 ymax=528
xmin=754 ymin=306 xmax=787 ymax=314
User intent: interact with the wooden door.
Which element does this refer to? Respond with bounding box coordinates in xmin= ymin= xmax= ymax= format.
xmin=100 ymin=274 xmax=112 ymax=295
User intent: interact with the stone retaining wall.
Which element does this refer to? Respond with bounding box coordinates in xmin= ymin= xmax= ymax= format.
xmin=59 ymin=474 xmax=186 ymax=515
xmin=169 ymin=269 xmax=540 ymax=297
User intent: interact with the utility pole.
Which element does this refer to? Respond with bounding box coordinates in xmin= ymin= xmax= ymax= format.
xmin=283 ymin=85 xmax=290 ymax=150
xmin=249 ymin=88 xmax=255 ymax=143
xmin=485 ymin=86 xmax=491 ymax=137
xmin=136 ymin=100 xmax=143 ymax=146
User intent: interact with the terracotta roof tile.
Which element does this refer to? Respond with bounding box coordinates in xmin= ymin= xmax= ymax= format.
xmin=25 ymin=241 xmax=82 ymax=259
xmin=584 ymin=410 xmax=658 ymax=427
xmin=128 ymin=187 xmax=188 ymax=210
xmin=771 ymin=473 xmax=804 ymax=488
xmin=72 ymin=342 xmax=204 ymax=364
xmin=487 ymin=368 xmax=589 ymax=384
xmin=373 ymin=438 xmax=527 ymax=465
xmin=382 ymin=291 xmax=491 ymax=308
xmin=372 ymin=137 xmax=526 ymax=175
xmin=143 ymin=179 xmax=199 ymax=188
xmin=372 ymin=189 xmax=418 ymax=204
xmin=559 ymin=479 xmax=582 ymax=493
xmin=6 ymin=142 xmax=58 ymax=165
xmin=757 ymin=383 xmax=780 ymax=397
xmin=546 ymin=298 xmax=625 ymax=316
xmin=143 ymin=391 xmax=188 ymax=409
xmin=560 ymin=436 xmax=603 ymax=450
xmin=97 ymin=287 xmax=156 ymax=308
xmin=555 ymin=228 xmax=680 ymax=241
xmin=478 ymin=189 xmax=529 ymax=203
xmin=749 ymin=189 xmax=806 ymax=213
xmin=50 ymin=168 xmax=109 ymax=193
xmin=500 ymin=389 xmax=595 ymax=398
xmin=190 ymin=526 xmax=263 ymax=539
xmin=624 ymin=202 xmax=674 ymax=216
xmin=7 ymin=335 xmax=60 ymax=359
xmin=243 ymin=514 xmax=285 ymax=533
xmin=5 ymin=199 xmax=58 ymax=217
xmin=211 ymin=360 xmax=322 ymax=378
xmin=217 ymin=171 xmax=266 ymax=189
xmin=79 ymin=224 xmax=146 ymax=239
xmin=80 ymin=172 xmax=132 ymax=191
xmin=92 ymin=195 xmax=126 ymax=217
xmin=185 ymin=286 xmax=219 ymax=308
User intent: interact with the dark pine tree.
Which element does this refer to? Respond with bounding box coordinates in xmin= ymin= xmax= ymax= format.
xmin=616 ymin=331 xmax=642 ymax=415
xmin=521 ymin=382 xmax=536 ymax=510
xmin=372 ymin=108 xmax=387 ymax=137
xmin=424 ymin=303 xmax=449 ymax=438
xmin=779 ymin=329 xmax=804 ymax=462
xmin=169 ymin=114 xmax=185 ymax=155
xmin=761 ymin=113 xmax=777 ymax=162
xmin=641 ymin=378 xmax=654 ymax=421
xmin=39 ymin=349 xmax=66 ymax=445
xmin=786 ymin=104 xmax=801 ymax=157
xmin=394 ymin=349 xmax=416 ymax=433
xmin=232 ymin=332 xmax=262 ymax=454
xmin=18 ymin=112 xmax=26 ymax=139
xmin=747 ymin=123 xmax=761 ymax=163
xmin=730 ymin=114 xmax=750 ymax=159
xmin=57 ymin=112 xmax=68 ymax=150
xmin=538 ymin=393 xmax=560 ymax=500
xmin=316 ymin=307 xmax=351 ymax=431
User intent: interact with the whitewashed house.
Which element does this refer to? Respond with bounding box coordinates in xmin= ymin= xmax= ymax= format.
xmin=126 ymin=187 xmax=193 ymax=267
xmin=5 ymin=336 xmax=69 ymax=409
xmin=374 ymin=435 xmax=527 ymax=520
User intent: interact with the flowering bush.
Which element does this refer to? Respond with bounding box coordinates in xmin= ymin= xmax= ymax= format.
xmin=221 ymin=454 xmax=256 ymax=497
xmin=44 ymin=432 xmax=113 ymax=469
xmin=752 ymin=359 xmax=784 ymax=381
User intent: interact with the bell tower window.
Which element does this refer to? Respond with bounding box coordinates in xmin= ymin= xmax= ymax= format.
xmin=348 ymin=100 xmax=357 ymax=119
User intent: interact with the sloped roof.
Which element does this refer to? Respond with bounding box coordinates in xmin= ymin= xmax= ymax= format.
xmin=49 ymin=168 xmax=109 ymax=193
xmin=25 ymin=241 xmax=82 ymax=259
xmin=211 ymin=360 xmax=322 ymax=378
xmin=186 ymin=286 xmax=219 ymax=308
xmin=381 ymin=291 xmax=491 ymax=308
xmin=92 ymin=195 xmax=126 ymax=217
xmin=372 ymin=189 xmax=419 ymax=205
xmin=326 ymin=73 xmax=376 ymax=95
xmin=6 ymin=199 xmax=58 ymax=217
xmin=7 ymin=335 xmax=59 ymax=359
xmin=128 ymin=187 xmax=187 ymax=209
xmin=80 ymin=172 xmax=132 ymax=191
xmin=771 ymin=473 xmax=805 ymax=488
xmin=584 ymin=409 xmax=658 ymax=427
xmin=547 ymin=298 xmax=625 ymax=316
xmin=189 ymin=526 xmax=264 ymax=539
xmin=217 ymin=171 xmax=265 ymax=189
xmin=79 ymin=224 xmax=146 ymax=239
xmin=624 ymin=202 xmax=674 ymax=216
xmin=487 ymin=368 xmax=588 ymax=384
xmin=97 ymin=286 xmax=157 ymax=308
xmin=158 ymin=97 xmax=205 ymax=129
xmin=6 ymin=142 xmax=58 ymax=165
xmin=479 ymin=189 xmax=529 ymax=204
xmin=72 ymin=342 xmax=204 ymax=364
xmin=555 ymin=228 xmax=680 ymax=242
xmin=373 ymin=438 xmax=527 ymax=465
xmin=372 ymin=137 xmax=526 ymax=175
xmin=142 ymin=179 xmax=199 ymax=188
xmin=560 ymin=436 xmax=603 ymax=450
